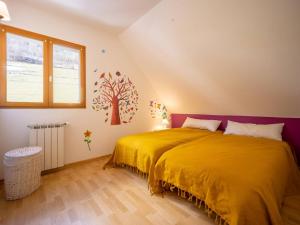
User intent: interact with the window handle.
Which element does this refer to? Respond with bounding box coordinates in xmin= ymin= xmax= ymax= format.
xmin=49 ymin=76 xmax=52 ymax=82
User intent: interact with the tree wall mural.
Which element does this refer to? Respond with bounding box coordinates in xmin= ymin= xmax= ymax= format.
xmin=92 ymin=70 xmax=139 ymax=125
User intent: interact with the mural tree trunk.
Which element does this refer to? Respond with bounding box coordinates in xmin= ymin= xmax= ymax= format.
xmin=111 ymin=96 xmax=120 ymax=125
xmin=92 ymin=71 xmax=139 ymax=125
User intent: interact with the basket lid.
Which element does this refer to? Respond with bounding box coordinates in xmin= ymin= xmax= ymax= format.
xmin=4 ymin=147 xmax=42 ymax=158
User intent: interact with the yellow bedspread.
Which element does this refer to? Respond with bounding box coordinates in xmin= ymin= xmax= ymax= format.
xmin=151 ymin=134 xmax=300 ymax=225
xmin=105 ymin=128 xmax=217 ymax=181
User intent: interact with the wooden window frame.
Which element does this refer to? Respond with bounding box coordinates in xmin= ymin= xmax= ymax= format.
xmin=0 ymin=24 xmax=86 ymax=108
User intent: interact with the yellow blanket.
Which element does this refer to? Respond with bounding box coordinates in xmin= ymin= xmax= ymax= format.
xmin=151 ymin=134 xmax=300 ymax=225
xmin=105 ymin=128 xmax=217 ymax=181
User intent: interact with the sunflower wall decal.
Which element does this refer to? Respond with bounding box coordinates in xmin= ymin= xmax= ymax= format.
xmin=83 ymin=130 xmax=92 ymax=151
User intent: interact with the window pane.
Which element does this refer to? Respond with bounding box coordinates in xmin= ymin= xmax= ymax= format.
xmin=53 ymin=44 xmax=80 ymax=103
xmin=6 ymin=33 xmax=44 ymax=102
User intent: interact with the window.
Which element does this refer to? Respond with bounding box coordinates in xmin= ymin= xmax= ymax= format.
xmin=0 ymin=25 xmax=86 ymax=108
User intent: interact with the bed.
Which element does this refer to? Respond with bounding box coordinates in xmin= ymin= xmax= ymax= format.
xmin=150 ymin=114 xmax=300 ymax=225
xmin=104 ymin=128 xmax=219 ymax=181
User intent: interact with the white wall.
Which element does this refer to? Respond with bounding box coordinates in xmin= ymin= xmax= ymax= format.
xmin=0 ymin=1 xmax=157 ymax=179
xmin=2 ymin=0 xmax=300 ymax=179
xmin=120 ymin=0 xmax=300 ymax=117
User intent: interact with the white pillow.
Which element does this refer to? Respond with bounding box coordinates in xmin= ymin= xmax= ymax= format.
xmin=182 ymin=117 xmax=221 ymax=132
xmin=224 ymin=120 xmax=284 ymax=141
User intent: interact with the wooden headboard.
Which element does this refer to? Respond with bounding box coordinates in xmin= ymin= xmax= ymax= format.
xmin=171 ymin=113 xmax=300 ymax=164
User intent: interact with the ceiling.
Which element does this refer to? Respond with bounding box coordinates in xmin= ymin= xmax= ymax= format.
xmin=15 ymin=0 xmax=161 ymax=33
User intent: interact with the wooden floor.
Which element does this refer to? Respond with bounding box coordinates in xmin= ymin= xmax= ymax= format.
xmin=0 ymin=156 xmax=299 ymax=225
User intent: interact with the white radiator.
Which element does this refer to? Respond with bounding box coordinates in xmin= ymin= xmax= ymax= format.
xmin=28 ymin=123 xmax=66 ymax=171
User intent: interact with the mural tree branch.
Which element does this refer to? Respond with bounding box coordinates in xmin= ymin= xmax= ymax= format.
xmin=92 ymin=70 xmax=139 ymax=125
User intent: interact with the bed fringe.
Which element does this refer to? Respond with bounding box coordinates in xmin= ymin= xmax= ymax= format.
xmin=114 ymin=163 xmax=149 ymax=179
xmin=160 ymin=181 xmax=229 ymax=225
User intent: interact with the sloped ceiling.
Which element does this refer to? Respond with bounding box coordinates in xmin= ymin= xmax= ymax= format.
xmin=8 ymin=0 xmax=161 ymax=33
xmin=120 ymin=0 xmax=300 ymax=117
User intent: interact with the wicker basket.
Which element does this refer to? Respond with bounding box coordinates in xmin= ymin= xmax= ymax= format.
xmin=3 ymin=147 xmax=42 ymax=200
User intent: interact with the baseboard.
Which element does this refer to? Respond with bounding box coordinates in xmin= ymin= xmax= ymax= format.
xmin=42 ymin=154 xmax=111 ymax=175
xmin=0 ymin=154 xmax=111 ymax=183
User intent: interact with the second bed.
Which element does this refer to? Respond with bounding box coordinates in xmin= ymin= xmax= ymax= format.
xmin=150 ymin=132 xmax=300 ymax=225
